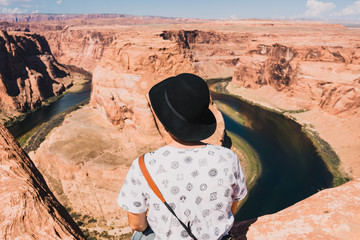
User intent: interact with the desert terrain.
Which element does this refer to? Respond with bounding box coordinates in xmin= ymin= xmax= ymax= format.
xmin=0 ymin=15 xmax=359 ymax=239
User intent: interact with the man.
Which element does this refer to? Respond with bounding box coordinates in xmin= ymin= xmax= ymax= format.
xmin=117 ymin=73 xmax=247 ymax=239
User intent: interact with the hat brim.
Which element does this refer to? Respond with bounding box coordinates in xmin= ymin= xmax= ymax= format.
xmin=149 ymin=77 xmax=217 ymax=142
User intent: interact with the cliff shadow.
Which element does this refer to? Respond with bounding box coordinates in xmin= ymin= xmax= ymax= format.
xmin=221 ymin=130 xmax=232 ymax=149
xmin=231 ymin=218 xmax=258 ymax=240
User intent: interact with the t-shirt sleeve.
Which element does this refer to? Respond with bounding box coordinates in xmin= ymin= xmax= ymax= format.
xmin=117 ymin=158 xmax=148 ymax=213
xmin=230 ymin=151 xmax=247 ymax=201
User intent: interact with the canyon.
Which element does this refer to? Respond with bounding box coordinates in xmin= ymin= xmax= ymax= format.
xmin=0 ymin=30 xmax=72 ymax=124
xmin=0 ymin=16 xmax=359 ymax=239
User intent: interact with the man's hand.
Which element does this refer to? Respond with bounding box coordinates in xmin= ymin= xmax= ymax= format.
xmin=127 ymin=212 xmax=148 ymax=232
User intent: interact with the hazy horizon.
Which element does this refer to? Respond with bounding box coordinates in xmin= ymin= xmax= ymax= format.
xmin=0 ymin=0 xmax=360 ymax=21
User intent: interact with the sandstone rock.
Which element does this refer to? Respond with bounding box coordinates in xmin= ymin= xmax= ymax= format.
xmin=0 ymin=124 xmax=85 ymax=239
xmin=232 ymin=43 xmax=360 ymax=116
xmin=44 ymin=29 xmax=115 ymax=72
xmin=233 ymin=178 xmax=360 ymax=240
xmin=160 ymin=30 xmax=249 ymax=79
xmin=319 ymin=83 xmax=360 ymax=115
xmin=0 ymin=30 xmax=70 ymax=121
xmin=234 ymin=44 xmax=297 ymax=90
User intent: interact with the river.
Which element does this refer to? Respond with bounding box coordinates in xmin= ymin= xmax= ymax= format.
xmin=8 ymin=81 xmax=92 ymax=140
xmin=210 ymin=90 xmax=333 ymax=221
xmin=7 ymin=78 xmax=333 ymax=222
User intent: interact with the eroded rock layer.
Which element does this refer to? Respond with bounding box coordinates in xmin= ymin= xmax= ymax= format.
xmin=44 ymin=28 xmax=116 ymax=72
xmin=160 ymin=29 xmax=248 ymax=79
xmin=0 ymin=124 xmax=85 ymax=239
xmin=0 ymin=30 xmax=71 ymax=121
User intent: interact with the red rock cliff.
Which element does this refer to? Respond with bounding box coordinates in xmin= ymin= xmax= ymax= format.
xmin=160 ymin=30 xmax=249 ymax=79
xmin=231 ymin=43 xmax=360 ymax=117
xmin=0 ymin=124 xmax=85 ymax=239
xmin=0 ymin=30 xmax=71 ymax=121
xmin=233 ymin=178 xmax=360 ymax=240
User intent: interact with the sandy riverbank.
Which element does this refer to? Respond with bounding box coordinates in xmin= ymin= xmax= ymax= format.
xmin=213 ymin=101 xmax=261 ymax=190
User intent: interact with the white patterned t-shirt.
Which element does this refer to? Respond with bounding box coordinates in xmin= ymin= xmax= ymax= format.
xmin=117 ymin=144 xmax=247 ymax=240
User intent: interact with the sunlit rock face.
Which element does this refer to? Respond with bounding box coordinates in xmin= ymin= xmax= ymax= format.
xmin=160 ymin=30 xmax=247 ymax=79
xmin=0 ymin=124 xmax=85 ymax=239
xmin=0 ymin=30 xmax=71 ymax=120
xmin=233 ymin=178 xmax=360 ymax=240
xmin=44 ymin=28 xmax=115 ymax=72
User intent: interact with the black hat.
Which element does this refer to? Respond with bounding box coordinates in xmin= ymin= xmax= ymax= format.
xmin=149 ymin=73 xmax=216 ymax=142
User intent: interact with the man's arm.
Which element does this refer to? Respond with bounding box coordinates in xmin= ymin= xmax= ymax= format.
xmin=127 ymin=211 xmax=148 ymax=232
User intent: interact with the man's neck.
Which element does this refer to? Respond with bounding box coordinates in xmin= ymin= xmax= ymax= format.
xmin=167 ymin=138 xmax=206 ymax=149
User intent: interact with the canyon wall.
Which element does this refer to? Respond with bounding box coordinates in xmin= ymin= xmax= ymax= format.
xmin=0 ymin=124 xmax=85 ymax=239
xmin=160 ymin=29 xmax=248 ymax=79
xmin=44 ymin=28 xmax=116 ymax=72
xmin=232 ymin=43 xmax=360 ymax=115
xmin=0 ymin=30 xmax=71 ymax=122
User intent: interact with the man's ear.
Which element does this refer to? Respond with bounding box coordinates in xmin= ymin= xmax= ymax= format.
xmin=146 ymin=93 xmax=172 ymax=144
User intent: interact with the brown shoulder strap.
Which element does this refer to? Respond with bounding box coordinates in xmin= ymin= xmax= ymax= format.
xmin=138 ymin=154 xmax=165 ymax=203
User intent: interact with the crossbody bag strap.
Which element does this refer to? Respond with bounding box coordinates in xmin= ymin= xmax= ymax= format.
xmin=139 ymin=154 xmax=198 ymax=240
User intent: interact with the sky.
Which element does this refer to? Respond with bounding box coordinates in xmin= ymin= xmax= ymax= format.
xmin=1 ymin=0 xmax=360 ymax=21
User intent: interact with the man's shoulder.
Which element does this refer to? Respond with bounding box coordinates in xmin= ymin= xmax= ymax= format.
xmin=142 ymin=144 xmax=236 ymax=158
xmin=143 ymin=146 xmax=169 ymax=157
xmin=207 ymin=144 xmax=235 ymax=154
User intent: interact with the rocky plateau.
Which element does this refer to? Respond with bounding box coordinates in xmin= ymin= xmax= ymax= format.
xmin=1 ymin=16 xmax=360 ymax=239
